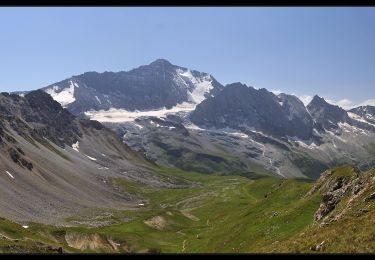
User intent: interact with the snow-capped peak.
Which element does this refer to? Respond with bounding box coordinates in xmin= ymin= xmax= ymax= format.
xmin=45 ymin=80 xmax=77 ymax=107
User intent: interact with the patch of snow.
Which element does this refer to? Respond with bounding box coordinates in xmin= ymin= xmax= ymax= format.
xmin=45 ymin=80 xmax=76 ymax=107
xmin=185 ymin=123 xmax=206 ymax=131
xmin=95 ymin=96 xmax=102 ymax=104
xmin=98 ymin=166 xmax=109 ymax=170
xmin=224 ymin=131 xmax=249 ymax=139
xmin=326 ymin=128 xmax=348 ymax=143
xmin=22 ymin=225 xmax=29 ymax=229
xmin=101 ymin=153 xmax=106 ymax=157
xmin=5 ymin=171 xmax=14 ymax=179
xmin=287 ymin=136 xmax=318 ymax=150
xmin=133 ymin=123 xmax=143 ymax=129
xmin=338 ymin=122 xmax=371 ymax=135
xmin=313 ymin=128 xmax=321 ymax=135
xmin=72 ymin=141 xmax=79 ymax=152
xmin=85 ymin=155 xmax=97 ymax=161
xmin=185 ymin=124 xmax=250 ymax=140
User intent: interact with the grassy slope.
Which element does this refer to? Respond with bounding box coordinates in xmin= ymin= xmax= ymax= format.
xmin=0 ymin=166 xmax=373 ymax=253
xmin=268 ymin=167 xmax=375 ymax=253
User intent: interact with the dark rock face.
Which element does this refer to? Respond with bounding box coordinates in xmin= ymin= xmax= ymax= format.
xmin=190 ymin=83 xmax=314 ymax=140
xmin=0 ymin=90 xmax=103 ymax=149
xmin=22 ymin=90 xmax=82 ymax=148
xmin=277 ymin=93 xmax=314 ymax=139
xmin=307 ymin=95 xmax=349 ymax=131
xmin=42 ymin=59 xmax=223 ymax=115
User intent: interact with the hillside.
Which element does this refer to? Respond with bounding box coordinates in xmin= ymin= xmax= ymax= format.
xmin=0 ymin=165 xmax=373 ymax=253
xmin=0 ymin=90 xmax=190 ymax=224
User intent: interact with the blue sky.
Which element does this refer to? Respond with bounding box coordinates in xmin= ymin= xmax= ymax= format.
xmin=0 ymin=7 xmax=374 ymax=107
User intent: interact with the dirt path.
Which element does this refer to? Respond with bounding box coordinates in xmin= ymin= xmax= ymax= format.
xmin=0 ymin=233 xmax=18 ymax=241
xmin=182 ymin=239 xmax=187 ymax=252
xmin=181 ymin=211 xmax=200 ymax=221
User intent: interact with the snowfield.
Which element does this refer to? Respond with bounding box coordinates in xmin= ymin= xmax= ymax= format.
xmin=348 ymin=112 xmax=375 ymax=127
xmin=84 ymin=102 xmax=196 ymax=123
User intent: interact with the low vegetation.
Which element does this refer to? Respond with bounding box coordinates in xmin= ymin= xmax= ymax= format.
xmin=0 ymin=166 xmax=373 ymax=253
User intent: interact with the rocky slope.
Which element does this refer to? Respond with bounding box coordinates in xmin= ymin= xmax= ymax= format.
xmin=0 ymin=90 xmax=189 ymax=225
xmin=269 ymin=166 xmax=375 ymax=253
xmin=91 ymin=94 xmax=375 ymax=178
xmin=349 ymin=105 xmax=375 ymax=124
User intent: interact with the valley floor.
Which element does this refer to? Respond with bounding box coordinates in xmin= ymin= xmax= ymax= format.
xmin=0 ymin=166 xmax=374 ymax=253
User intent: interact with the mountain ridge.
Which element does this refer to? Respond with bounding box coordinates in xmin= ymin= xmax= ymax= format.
xmin=40 ymin=59 xmax=224 ymax=115
xmin=12 ymin=60 xmax=375 ymax=178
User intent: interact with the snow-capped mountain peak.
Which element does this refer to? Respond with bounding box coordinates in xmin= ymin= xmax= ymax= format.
xmin=41 ymin=59 xmax=223 ymax=118
xmin=44 ymin=79 xmax=78 ymax=107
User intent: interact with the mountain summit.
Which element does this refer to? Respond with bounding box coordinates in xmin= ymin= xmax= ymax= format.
xmin=307 ymin=95 xmax=349 ymax=130
xmin=41 ymin=59 xmax=224 ymax=116
xmin=190 ymin=83 xmax=314 ymax=140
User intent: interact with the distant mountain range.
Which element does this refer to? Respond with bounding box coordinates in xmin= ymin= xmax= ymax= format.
xmin=25 ymin=59 xmax=375 ymax=179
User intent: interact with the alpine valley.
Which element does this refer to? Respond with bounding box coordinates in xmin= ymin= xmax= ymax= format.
xmin=1 ymin=59 xmax=374 ymax=253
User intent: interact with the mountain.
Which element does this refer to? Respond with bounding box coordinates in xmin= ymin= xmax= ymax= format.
xmin=349 ymin=105 xmax=375 ymax=125
xmin=190 ymin=83 xmax=314 ymax=140
xmin=0 ymin=90 xmax=189 ymax=225
xmin=41 ymin=59 xmax=224 ymax=116
xmin=185 ymin=86 xmax=375 ymax=177
xmin=307 ymin=96 xmax=375 ymax=133
xmin=306 ymin=95 xmax=350 ymax=131
xmin=34 ymin=60 xmax=375 ymax=179
xmin=1 ymin=61 xmax=374 ymax=253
